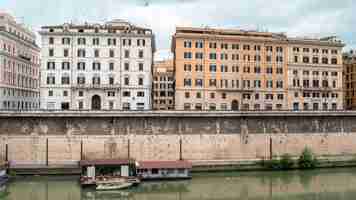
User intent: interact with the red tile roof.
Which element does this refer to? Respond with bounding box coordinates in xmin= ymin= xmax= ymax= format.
xmin=137 ymin=160 xmax=192 ymax=169
xmin=79 ymin=159 xmax=133 ymax=166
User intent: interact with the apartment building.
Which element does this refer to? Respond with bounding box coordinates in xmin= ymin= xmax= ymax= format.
xmin=0 ymin=13 xmax=40 ymax=110
xmin=172 ymin=27 xmax=344 ymax=111
xmin=172 ymin=27 xmax=289 ymax=111
xmin=288 ymin=37 xmax=344 ymax=111
xmin=39 ymin=19 xmax=155 ymax=110
xmin=343 ymin=50 xmax=356 ymax=110
xmin=153 ymin=59 xmax=174 ymax=110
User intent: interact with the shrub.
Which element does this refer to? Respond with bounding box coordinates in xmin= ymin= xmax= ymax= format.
xmin=280 ymin=154 xmax=295 ymax=169
xmin=298 ymin=147 xmax=318 ymax=169
xmin=264 ymin=158 xmax=281 ymax=170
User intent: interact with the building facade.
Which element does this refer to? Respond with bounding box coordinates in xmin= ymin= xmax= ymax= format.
xmin=153 ymin=59 xmax=174 ymax=110
xmin=172 ymin=27 xmax=289 ymax=111
xmin=39 ymin=20 xmax=155 ymax=110
xmin=344 ymin=50 xmax=356 ymax=110
xmin=0 ymin=13 xmax=40 ymax=110
xmin=172 ymin=27 xmax=344 ymax=111
xmin=287 ymin=37 xmax=344 ymax=111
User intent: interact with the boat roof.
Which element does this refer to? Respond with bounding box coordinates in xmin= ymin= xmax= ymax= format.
xmin=137 ymin=160 xmax=192 ymax=169
xmin=79 ymin=159 xmax=133 ymax=166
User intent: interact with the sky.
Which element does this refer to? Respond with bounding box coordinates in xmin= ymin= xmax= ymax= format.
xmin=1 ymin=0 xmax=355 ymax=60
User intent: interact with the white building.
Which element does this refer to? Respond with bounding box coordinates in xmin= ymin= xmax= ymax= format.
xmin=39 ymin=20 xmax=155 ymax=110
xmin=0 ymin=13 xmax=40 ymax=110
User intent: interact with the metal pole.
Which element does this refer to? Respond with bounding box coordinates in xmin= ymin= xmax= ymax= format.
xmin=179 ymin=139 xmax=182 ymax=160
xmin=127 ymin=139 xmax=130 ymax=159
xmin=46 ymin=138 xmax=49 ymax=166
xmin=269 ymin=137 xmax=273 ymax=160
xmin=80 ymin=140 xmax=83 ymax=161
xmin=5 ymin=144 xmax=8 ymax=162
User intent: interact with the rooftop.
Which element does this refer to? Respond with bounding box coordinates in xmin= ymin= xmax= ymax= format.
xmin=137 ymin=160 xmax=192 ymax=169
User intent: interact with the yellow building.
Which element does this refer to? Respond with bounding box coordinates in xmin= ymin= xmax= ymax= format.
xmin=172 ymin=27 xmax=344 ymax=111
xmin=344 ymin=50 xmax=356 ymax=110
xmin=153 ymin=60 xmax=175 ymax=110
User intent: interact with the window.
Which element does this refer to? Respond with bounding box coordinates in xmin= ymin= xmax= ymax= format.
xmin=78 ymin=91 xmax=84 ymax=97
xmin=138 ymin=63 xmax=144 ymax=71
xmin=92 ymin=62 xmax=101 ymax=70
xmin=195 ymin=52 xmax=204 ymax=59
xmin=123 ymin=102 xmax=130 ymax=110
xmin=210 ymin=93 xmax=215 ymax=99
xmin=196 ymin=92 xmax=202 ymax=99
xmin=209 ymin=42 xmax=217 ymax=49
xmin=78 ymin=101 xmax=84 ymax=109
xmin=209 ymin=103 xmax=216 ymax=111
xmin=77 ymin=76 xmax=85 ymax=84
xmin=276 ymin=68 xmax=283 ymax=74
xmin=209 ymin=79 xmax=216 ymax=87
xmin=62 ymin=37 xmax=70 ymax=45
xmin=138 ymin=77 xmax=144 ymax=85
xmin=94 ymin=49 xmax=100 ymax=57
xmin=47 ymin=62 xmax=55 ymax=70
xmin=92 ymin=77 xmax=100 ymax=85
xmin=109 ymin=63 xmax=114 ymax=71
xmin=49 ymin=49 xmax=54 ymax=57
xmin=222 ymin=93 xmax=227 ymax=99
xmin=46 ymin=76 xmax=55 ymax=84
xmin=312 ymin=57 xmax=319 ymax=64
xmin=184 ymin=64 xmax=191 ymax=71
xmin=109 ymin=49 xmax=115 ymax=57
xmin=63 ymin=49 xmax=69 ymax=57
xmin=124 ymin=50 xmax=130 ymax=58
xmin=77 ymin=49 xmax=86 ymax=57
xmin=137 ymin=91 xmax=145 ymax=97
xmin=184 ymin=78 xmax=192 ymax=86
xmin=294 ymin=56 xmax=298 ymax=63
xmin=93 ymin=38 xmax=100 ymax=45
xmin=184 ymin=52 xmax=192 ymax=59
xmin=138 ymin=50 xmax=144 ymax=58
xmin=185 ymin=92 xmax=190 ymax=98
xmin=124 ymin=63 xmax=130 ymax=71
xmin=107 ymin=38 xmax=116 ymax=46
xmin=61 ymin=62 xmax=70 ymax=70
xmin=107 ymin=91 xmax=115 ymax=97
xmin=49 ymin=37 xmax=54 ymax=44
xmin=184 ymin=103 xmax=191 ymax=110
xmin=195 ymin=79 xmax=203 ymax=87
xmin=303 ymin=56 xmax=309 ymax=63
xmin=322 ymin=57 xmax=328 ymax=64
xmin=195 ymin=41 xmax=203 ymax=48
xmin=77 ymin=62 xmax=85 ymax=70
xmin=61 ymin=76 xmax=70 ymax=85
xmin=48 ymin=90 xmax=53 ymax=97
xmin=331 ymin=58 xmax=338 ymax=64
xmin=209 ymin=53 xmax=217 ymax=60
xmin=184 ymin=41 xmax=192 ymax=48
xmin=209 ymin=64 xmax=216 ymax=72
xmin=124 ymin=77 xmax=130 ymax=85
xmin=109 ymin=77 xmax=114 ymax=85
xmin=63 ymin=90 xmax=68 ymax=97
xmin=77 ymin=38 xmax=86 ymax=45
xmin=123 ymin=91 xmax=131 ymax=97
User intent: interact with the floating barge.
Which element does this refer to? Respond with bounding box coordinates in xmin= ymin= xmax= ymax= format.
xmin=136 ymin=160 xmax=192 ymax=180
xmin=79 ymin=159 xmax=140 ymax=188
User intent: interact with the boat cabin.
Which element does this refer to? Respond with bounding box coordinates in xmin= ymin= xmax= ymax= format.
xmin=79 ymin=159 xmax=137 ymax=186
xmin=136 ymin=160 xmax=192 ymax=180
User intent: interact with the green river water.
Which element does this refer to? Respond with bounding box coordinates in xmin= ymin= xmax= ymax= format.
xmin=1 ymin=168 xmax=356 ymax=200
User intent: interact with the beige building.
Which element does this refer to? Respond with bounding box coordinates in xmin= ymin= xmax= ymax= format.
xmin=287 ymin=37 xmax=344 ymax=111
xmin=172 ymin=27 xmax=344 ymax=111
xmin=343 ymin=50 xmax=356 ymax=110
xmin=153 ymin=59 xmax=174 ymax=110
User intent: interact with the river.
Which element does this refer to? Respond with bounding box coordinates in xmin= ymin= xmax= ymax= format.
xmin=1 ymin=168 xmax=356 ymax=200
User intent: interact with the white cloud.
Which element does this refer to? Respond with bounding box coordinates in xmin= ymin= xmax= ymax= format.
xmin=1 ymin=0 xmax=355 ymax=59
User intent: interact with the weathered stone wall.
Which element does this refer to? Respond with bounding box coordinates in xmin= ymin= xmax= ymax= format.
xmin=0 ymin=112 xmax=356 ymax=164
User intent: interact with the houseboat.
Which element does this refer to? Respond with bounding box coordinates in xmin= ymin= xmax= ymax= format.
xmin=79 ymin=159 xmax=140 ymax=189
xmin=136 ymin=160 xmax=192 ymax=180
xmin=0 ymin=161 xmax=8 ymax=187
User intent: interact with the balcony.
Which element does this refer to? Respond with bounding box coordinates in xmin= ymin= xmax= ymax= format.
xmin=216 ymin=87 xmax=254 ymax=93
xmin=72 ymin=84 xmax=121 ymax=89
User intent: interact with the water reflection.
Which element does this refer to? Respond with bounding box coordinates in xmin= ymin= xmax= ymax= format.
xmin=5 ymin=168 xmax=356 ymax=200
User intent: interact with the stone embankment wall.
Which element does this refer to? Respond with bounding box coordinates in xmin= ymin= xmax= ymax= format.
xmin=0 ymin=112 xmax=356 ymax=164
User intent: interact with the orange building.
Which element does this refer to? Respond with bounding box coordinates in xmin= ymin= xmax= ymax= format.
xmin=172 ymin=27 xmax=344 ymax=111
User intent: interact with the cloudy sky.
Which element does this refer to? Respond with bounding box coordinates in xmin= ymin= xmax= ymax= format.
xmin=1 ymin=0 xmax=355 ymax=60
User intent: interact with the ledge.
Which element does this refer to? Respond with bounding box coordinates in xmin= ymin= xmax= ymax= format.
xmin=0 ymin=110 xmax=356 ymax=118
